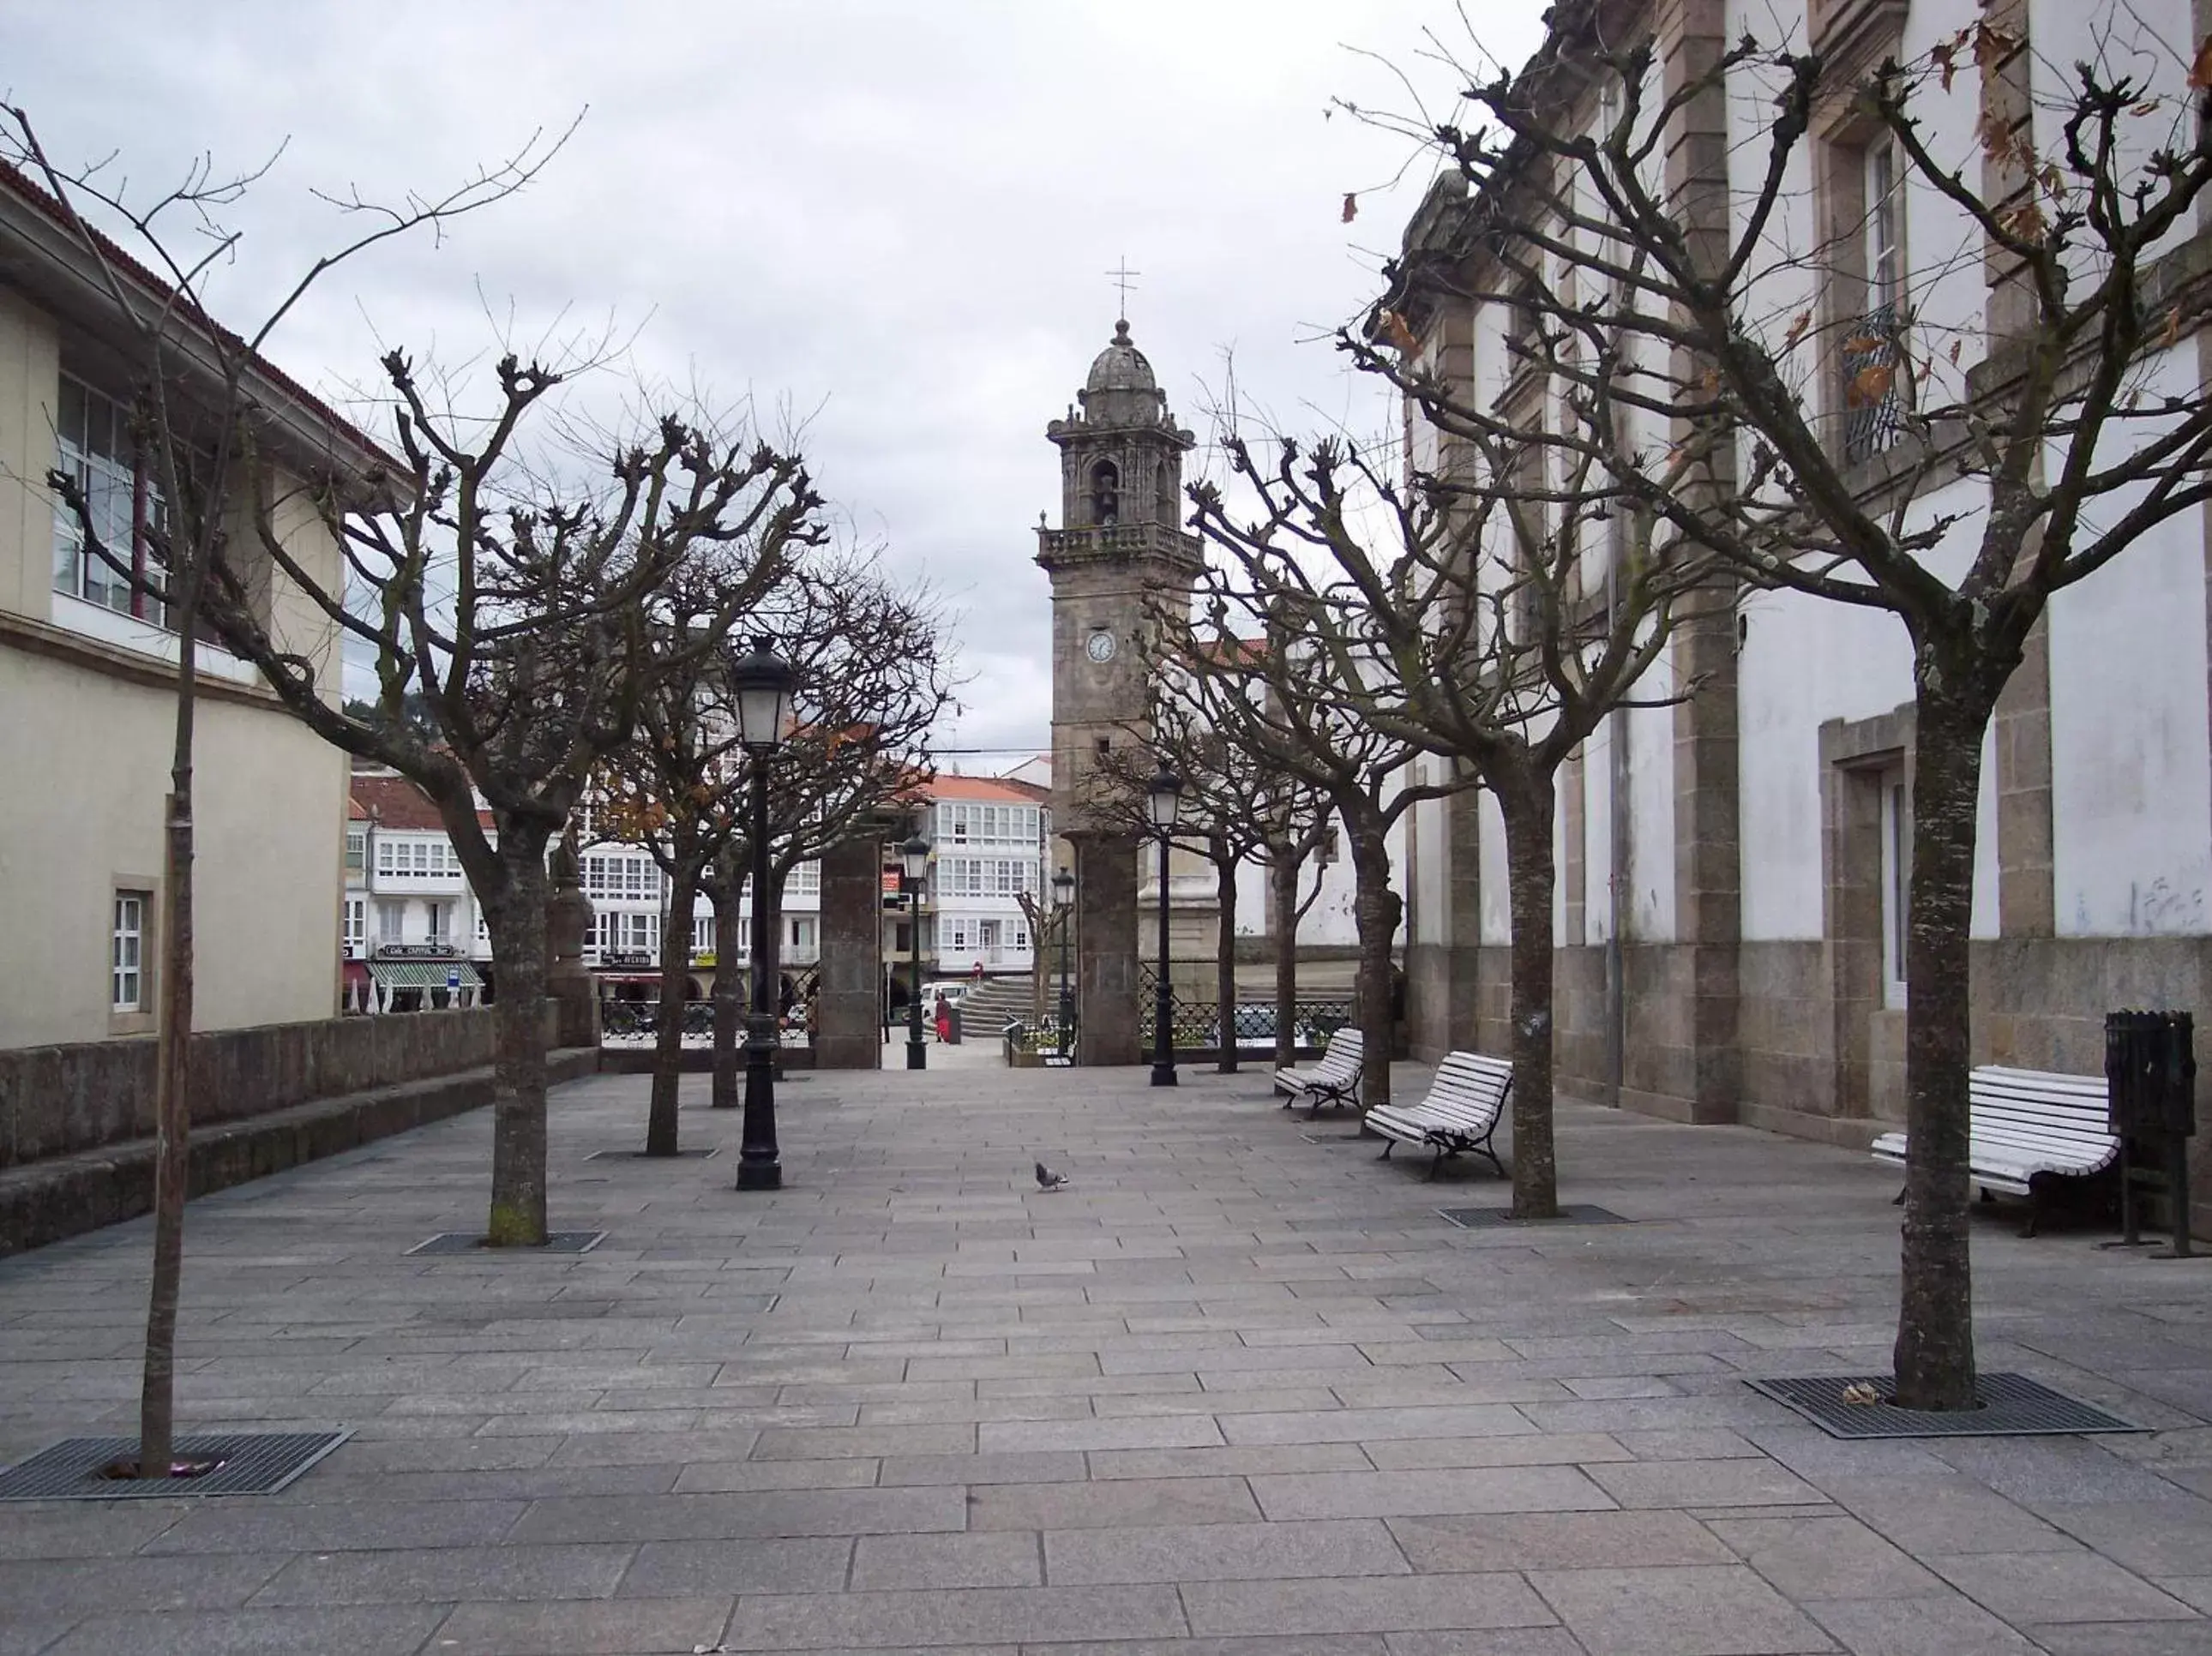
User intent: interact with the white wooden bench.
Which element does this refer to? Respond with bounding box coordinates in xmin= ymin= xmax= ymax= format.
xmin=1869 ymin=1065 xmax=2118 ymax=1236
xmin=1365 ymin=1050 xmax=1512 ymax=1179
xmin=1275 ymin=1027 xmax=1363 ymax=1117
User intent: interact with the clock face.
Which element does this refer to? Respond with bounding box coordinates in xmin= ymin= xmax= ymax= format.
xmin=1085 ymin=629 xmax=1117 ymax=663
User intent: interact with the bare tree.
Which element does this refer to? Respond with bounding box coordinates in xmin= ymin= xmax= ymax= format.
xmin=1154 ymin=599 xmax=1471 ymax=1108
xmin=1193 ymin=401 xmax=1723 ymax=1217
xmin=5 ymin=111 xmax=563 ymax=1477
xmin=687 ymin=563 xmax=954 ymax=1113
xmin=1356 ymin=7 xmax=2212 ymax=1401
xmin=1097 ymin=695 xmax=1303 ymax=1074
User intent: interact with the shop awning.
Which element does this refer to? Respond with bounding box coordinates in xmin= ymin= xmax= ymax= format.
xmin=368 ymin=960 xmax=484 ymax=991
xmin=341 ymin=961 xmax=371 ymax=989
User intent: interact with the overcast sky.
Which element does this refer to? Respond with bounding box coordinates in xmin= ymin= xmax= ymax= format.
xmin=8 ymin=0 xmax=1546 ymax=767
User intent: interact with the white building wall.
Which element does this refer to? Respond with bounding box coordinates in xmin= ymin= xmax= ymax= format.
xmin=2047 ymin=353 xmax=2212 ymax=937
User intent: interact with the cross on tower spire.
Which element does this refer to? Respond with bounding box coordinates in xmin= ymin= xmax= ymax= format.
xmin=1106 ymin=256 xmax=1141 ymax=322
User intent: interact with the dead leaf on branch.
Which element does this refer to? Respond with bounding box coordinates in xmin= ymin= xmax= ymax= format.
xmin=1782 ymin=310 xmax=1812 ymax=350
xmin=1841 ymin=334 xmax=1888 ymax=356
xmin=1999 ymin=199 xmax=2048 ymax=243
xmin=1379 ymin=309 xmax=1421 ymax=355
xmin=1948 ymin=339 xmax=1963 ymax=366
xmin=1342 ymin=192 xmax=1359 ymax=224
xmin=1846 ymin=362 xmax=1896 ymax=408
xmin=2159 ymin=305 xmax=2184 ymax=349
xmin=1932 ymin=40 xmax=1957 ymax=92
xmin=2191 ymin=33 xmax=2212 ymax=91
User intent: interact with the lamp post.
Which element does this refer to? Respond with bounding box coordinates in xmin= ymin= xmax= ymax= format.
xmin=1147 ymin=765 xmax=1182 ymax=1088
xmin=730 ymin=639 xmax=796 ymax=1193
xmin=1051 ymin=866 xmax=1074 ymax=1061
xmin=901 ymin=833 xmax=930 ymax=1071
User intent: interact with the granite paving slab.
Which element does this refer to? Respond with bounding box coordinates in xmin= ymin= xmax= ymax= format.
xmin=3 ymin=1062 xmax=2212 ymax=1652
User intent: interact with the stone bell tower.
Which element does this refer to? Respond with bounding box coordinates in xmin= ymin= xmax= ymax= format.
xmin=1036 ymin=318 xmax=1205 ymax=1065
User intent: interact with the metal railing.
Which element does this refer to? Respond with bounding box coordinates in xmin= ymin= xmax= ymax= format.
xmin=1136 ymin=965 xmax=1352 ymax=1054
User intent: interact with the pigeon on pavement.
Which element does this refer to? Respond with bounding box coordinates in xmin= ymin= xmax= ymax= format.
xmin=1034 ymin=1161 xmax=1068 ymax=1191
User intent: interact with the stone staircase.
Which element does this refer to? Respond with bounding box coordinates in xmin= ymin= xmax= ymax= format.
xmin=957 ymin=973 xmax=1050 ymax=1033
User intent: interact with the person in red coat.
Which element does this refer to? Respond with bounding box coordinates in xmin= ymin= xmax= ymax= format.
xmin=934 ymin=992 xmax=953 ymax=1044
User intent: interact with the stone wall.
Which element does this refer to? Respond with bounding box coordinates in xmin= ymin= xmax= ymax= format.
xmin=0 ymin=1009 xmax=513 ymax=1168
xmin=1407 ymin=933 xmax=2212 ymax=1227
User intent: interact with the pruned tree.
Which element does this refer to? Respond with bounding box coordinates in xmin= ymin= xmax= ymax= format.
xmin=1097 ymin=690 xmax=1322 ymax=1074
xmin=1154 ymin=595 xmax=1472 ymax=1108
xmin=4 ymin=108 xmax=562 ymax=1477
xmin=1354 ymin=5 xmax=2212 ymax=1401
xmin=1192 ymin=396 xmax=1724 ymax=1217
xmin=688 ymin=561 xmax=954 ymax=1113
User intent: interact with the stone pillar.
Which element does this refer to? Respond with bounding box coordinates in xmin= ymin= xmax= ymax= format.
xmin=1659 ymin=0 xmax=1742 ymax=1125
xmin=814 ymin=834 xmax=885 ymax=1069
xmin=543 ymin=839 xmax=599 ymax=1050
xmin=1074 ymin=832 xmax=1140 ymax=1065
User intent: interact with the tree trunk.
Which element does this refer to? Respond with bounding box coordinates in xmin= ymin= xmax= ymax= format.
xmin=1214 ymin=850 xmax=1240 ymax=1073
xmin=1271 ymin=849 xmax=1299 ymax=1069
xmin=1498 ymin=769 xmax=1561 ymax=1220
xmin=136 ymin=747 xmax=197 ymax=1475
xmin=1347 ymin=823 xmax=1402 ymax=1109
xmin=484 ymin=845 xmax=551 ymax=1247
xmin=709 ymin=845 xmax=745 ymax=1110
xmin=136 ymin=542 xmax=204 ymax=1478
xmin=1891 ymin=672 xmax=1997 ymax=1411
xmin=646 ymin=854 xmax=701 ymax=1156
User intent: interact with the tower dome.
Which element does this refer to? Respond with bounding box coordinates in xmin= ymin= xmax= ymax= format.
xmin=1085 ymin=319 xmax=1157 ymax=395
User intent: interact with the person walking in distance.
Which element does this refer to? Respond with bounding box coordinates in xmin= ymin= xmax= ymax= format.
xmin=934 ymin=992 xmax=953 ymax=1044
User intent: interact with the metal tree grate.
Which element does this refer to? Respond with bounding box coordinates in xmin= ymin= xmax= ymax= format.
xmin=1437 ymin=1204 xmax=1630 ymax=1227
xmin=583 ymin=1149 xmax=719 ymax=1161
xmin=0 ymin=1431 xmax=349 ymax=1502
xmin=406 ymin=1230 xmax=606 ymax=1256
xmin=1746 ymin=1372 xmax=2145 ymax=1438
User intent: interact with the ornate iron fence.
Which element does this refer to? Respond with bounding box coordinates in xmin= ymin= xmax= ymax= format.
xmin=1136 ymin=965 xmax=1353 ymax=1054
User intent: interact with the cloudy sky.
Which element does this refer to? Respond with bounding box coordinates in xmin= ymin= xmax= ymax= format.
xmin=8 ymin=0 xmax=1545 ymax=765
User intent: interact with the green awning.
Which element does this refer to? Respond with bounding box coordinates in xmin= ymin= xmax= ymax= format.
xmin=368 ymin=960 xmax=484 ymax=990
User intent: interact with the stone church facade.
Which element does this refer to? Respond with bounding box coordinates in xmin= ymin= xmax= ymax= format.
xmin=1390 ymin=0 xmax=2212 ymax=1165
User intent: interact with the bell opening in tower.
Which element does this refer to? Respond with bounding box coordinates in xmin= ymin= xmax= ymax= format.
xmin=1091 ymin=459 xmax=1119 ymax=527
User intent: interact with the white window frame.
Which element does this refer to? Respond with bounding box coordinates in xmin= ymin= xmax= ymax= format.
xmin=342 ymin=897 xmax=367 ymax=957
xmin=376 ymin=899 xmax=405 ymax=944
xmin=345 ymin=829 xmax=367 ymax=874
xmin=112 ymin=891 xmax=148 ymax=1011
xmin=54 ymin=375 xmax=171 ymax=627
xmin=425 ymin=900 xmax=452 ymax=944
xmin=1879 ymin=771 xmax=1910 ymax=1010
xmin=1867 ymin=137 xmax=1902 ymax=314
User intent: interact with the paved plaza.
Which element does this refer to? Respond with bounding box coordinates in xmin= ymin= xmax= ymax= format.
xmin=5 ymin=1059 xmax=2212 ymax=1653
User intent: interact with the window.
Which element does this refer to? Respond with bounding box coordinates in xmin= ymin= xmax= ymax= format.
xmin=1879 ymin=770 xmax=1910 ymax=1010
xmin=1867 ymin=139 xmax=1901 ymax=314
xmin=581 ymin=854 xmax=661 ymax=901
xmin=343 ymin=897 xmax=366 ymax=957
xmin=376 ymin=900 xmax=404 ymax=943
xmin=346 ymin=830 xmax=367 ymax=874
xmin=788 ymin=861 xmax=820 ymax=897
xmin=694 ymin=913 xmax=716 ymax=954
xmin=53 ymin=376 xmax=170 ymax=626
xmin=789 ymin=916 xmax=815 ymax=949
xmin=375 ymin=837 xmax=463 ymax=879
xmin=112 ymin=891 xmax=148 ymax=1011
xmin=1835 ymin=133 xmax=1906 ymax=464
xmin=425 ymin=901 xmax=452 ymax=944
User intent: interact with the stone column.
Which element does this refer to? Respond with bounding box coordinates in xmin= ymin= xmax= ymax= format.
xmin=544 ymin=839 xmax=599 ymax=1050
xmin=1074 ymin=832 xmax=1140 ymax=1065
xmin=814 ymin=834 xmax=885 ymax=1069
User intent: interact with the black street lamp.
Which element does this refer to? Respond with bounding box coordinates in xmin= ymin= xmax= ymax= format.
xmin=901 ymin=832 xmax=930 ymax=1071
xmin=1147 ymin=765 xmax=1182 ymax=1088
xmin=1051 ymin=865 xmax=1075 ymax=1061
xmin=730 ymin=638 xmax=796 ymax=1192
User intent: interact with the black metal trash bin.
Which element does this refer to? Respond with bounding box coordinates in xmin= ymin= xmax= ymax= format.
xmin=2105 ymin=1010 xmax=2198 ymax=1253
